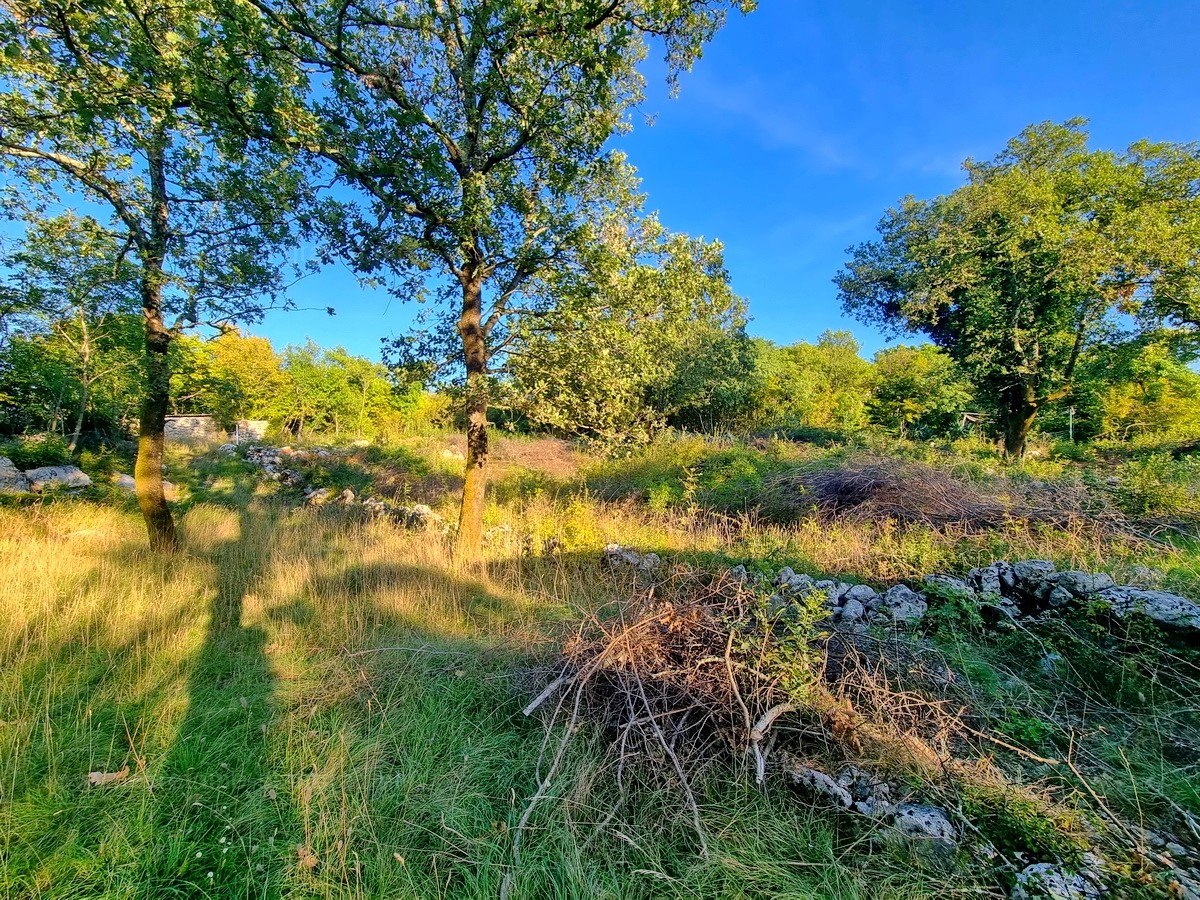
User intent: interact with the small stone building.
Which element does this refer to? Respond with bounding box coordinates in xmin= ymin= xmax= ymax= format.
xmin=164 ymin=414 xmax=223 ymax=444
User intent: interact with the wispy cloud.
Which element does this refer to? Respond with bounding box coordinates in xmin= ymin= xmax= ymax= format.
xmin=685 ymin=72 xmax=859 ymax=169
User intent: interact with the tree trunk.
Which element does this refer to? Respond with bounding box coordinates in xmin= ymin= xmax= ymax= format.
xmin=1000 ymin=383 xmax=1038 ymax=460
xmin=456 ymin=272 xmax=488 ymax=563
xmin=134 ymin=134 xmax=178 ymax=551
xmin=68 ymin=310 xmax=90 ymax=454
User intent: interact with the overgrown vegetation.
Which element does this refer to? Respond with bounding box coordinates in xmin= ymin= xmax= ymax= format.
xmin=2 ymin=431 xmax=1197 ymax=896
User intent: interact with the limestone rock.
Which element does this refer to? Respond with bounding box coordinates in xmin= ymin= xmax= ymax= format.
xmin=1096 ymin=587 xmax=1200 ymax=632
xmin=0 ymin=457 xmax=31 ymax=493
xmin=1012 ymin=862 xmax=1102 ymax=899
xmin=1013 ymin=560 xmax=1057 ymax=590
xmin=886 ymin=803 xmax=957 ymax=849
xmin=25 ymin=465 xmax=91 ymax=491
xmin=1053 ymin=570 xmax=1116 ymax=598
xmin=881 ymin=584 xmax=927 ymax=624
xmin=844 ymin=583 xmax=878 ymax=605
xmin=785 ymin=763 xmax=852 ymax=809
xmin=838 ymin=598 xmax=866 ymax=624
xmin=969 ymin=564 xmax=1004 ymax=599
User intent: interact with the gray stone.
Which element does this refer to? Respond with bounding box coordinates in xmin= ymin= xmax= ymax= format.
xmin=0 ymin=457 xmax=31 ymax=494
xmin=838 ymin=598 xmax=866 ymax=624
xmin=306 ymin=487 xmax=332 ymax=506
xmin=113 ymin=473 xmax=136 ymax=492
xmin=1044 ymin=585 xmax=1077 ymax=608
xmin=728 ymin=564 xmax=749 ymax=583
xmin=1012 ymin=862 xmax=1102 ymax=899
xmin=827 ymin=582 xmax=852 ymax=604
xmin=25 ymin=465 xmax=91 ymax=491
xmin=1096 ymin=587 xmax=1200 ymax=632
xmin=969 ymin=564 xmax=1004 ymax=599
xmin=785 ymin=764 xmax=852 ymax=808
xmin=1013 ymin=560 xmax=1057 ymax=589
xmin=922 ymin=573 xmax=975 ymax=599
xmin=844 ymin=583 xmax=878 ymax=605
xmin=887 ymin=803 xmax=957 ymax=847
xmin=881 ymin=584 xmax=927 ymax=623
xmin=995 ymin=560 xmax=1017 ymax=592
xmin=638 ymin=552 xmax=662 ymax=572
xmin=774 ymin=567 xmax=797 ymax=586
xmin=1054 ymin=570 xmax=1116 ymax=598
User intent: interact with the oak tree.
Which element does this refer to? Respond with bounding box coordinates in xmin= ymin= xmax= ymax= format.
xmin=0 ymin=0 xmax=308 ymax=548
xmin=836 ymin=120 xmax=1200 ymax=458
xmin=239 ymin=0 xmax=754 ymax=558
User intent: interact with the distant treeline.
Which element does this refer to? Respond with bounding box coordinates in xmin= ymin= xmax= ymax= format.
xmin=4 ymin=300 xmax=1196 ymax=449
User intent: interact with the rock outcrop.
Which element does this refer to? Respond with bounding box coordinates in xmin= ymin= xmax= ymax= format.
xmin=25 ymin=465 xmax=91 ymax=491
xmin=0 ymin=457 xmax=30 ymax=494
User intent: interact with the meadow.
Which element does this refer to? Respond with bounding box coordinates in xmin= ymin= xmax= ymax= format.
xmin=1 ymin=431 xmax=1198 ymax=898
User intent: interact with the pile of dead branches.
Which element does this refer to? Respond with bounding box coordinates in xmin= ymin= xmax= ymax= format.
xmin=504 ymin=569 xmax=976 ymax=889
xmin=764 ymin=455 xmax=1134 ymax=535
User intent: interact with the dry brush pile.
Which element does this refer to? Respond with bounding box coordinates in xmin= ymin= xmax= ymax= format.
xmin=514 ymin=562 xmax=1200 ymax=899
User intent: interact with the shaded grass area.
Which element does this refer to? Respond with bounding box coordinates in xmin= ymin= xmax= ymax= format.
xmin=0 ymin=481 xmax=966 ymax=898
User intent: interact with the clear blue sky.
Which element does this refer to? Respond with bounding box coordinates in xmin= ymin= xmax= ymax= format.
xmin=259 ymin=0 xmax=1200 ymax=361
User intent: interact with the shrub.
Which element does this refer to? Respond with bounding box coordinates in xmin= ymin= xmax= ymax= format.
xmin=0 ymin=433 xmax=72 ymax=469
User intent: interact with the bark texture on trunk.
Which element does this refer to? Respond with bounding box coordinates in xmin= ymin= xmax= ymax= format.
xmin=1001 ymin=382 xmax=1038 ymax=460
xmin=134 ymin=135 xmax=178 ymax=551
xmin=136 ymin=313 xmax=177 ymax=550
xmin=455 ymin=273 xmax=488 ymax=563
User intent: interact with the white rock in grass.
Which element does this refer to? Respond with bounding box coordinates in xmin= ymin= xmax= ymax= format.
xmin=25 ymin=465 xmax=91 ymax=491
xmin=888 ymin=803 xmax=957 ymax=847
xmin=113 ymin=473 xmax=136 ymax=492
xmin=0 ymin=457 xmax=31 ymax=493
xmin=1012 ymin=862 xmax=1102 ymax=899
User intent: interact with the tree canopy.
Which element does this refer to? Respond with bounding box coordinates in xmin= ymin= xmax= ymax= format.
xmin=835 ymin=120 xmax=1200 ymax=457
xmin=237 ymin=0 xmax=754 ymax=557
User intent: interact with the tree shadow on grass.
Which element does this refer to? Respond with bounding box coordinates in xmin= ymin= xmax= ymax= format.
xmin=138 ymin=502 xmax=304 ymax=897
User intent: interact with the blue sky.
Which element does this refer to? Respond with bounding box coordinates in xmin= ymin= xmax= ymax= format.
xmin=259 ymin=0 xmax=1200 ymax=361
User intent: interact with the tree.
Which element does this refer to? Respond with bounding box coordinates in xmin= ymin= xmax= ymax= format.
xmin=747 ymin=331 xmax=873 ymax=434
xmin=869 ymin=344 xmax=972 ymax=438
xmin=0 ymin=0 xmax=308 ymax=548
xmin=836 ymin=120 xmax=1200 ymax=458
xmin=171 ymin=330 xmax=290 ymax=426
xmin=0 ymin=214 xmax=142 ymax=449
xmin=239 ymin=0 xmax=754 ymax=558
xmin=505 ymin=229 xmax=752 ymax=444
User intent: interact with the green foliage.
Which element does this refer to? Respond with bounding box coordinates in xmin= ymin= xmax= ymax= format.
xmin=869 ymin=344 xmax=973 ymax=438
xmin=507 ymin=229 xmax=754 ymax=445
xmin=1114 ymin=452 xmax=1200 ymax=519
xmin=746 ymin=331 xmax=874 ymax=434
xmin=960 ymin=782 xmax=1087 ymax=860
xmin=922 ymin=580 xmax=986 ymax=634
xmin=837 ymin=119 xmax=1200 ymax=457
xmin=0 ymin=433 xmax=71 ymax=469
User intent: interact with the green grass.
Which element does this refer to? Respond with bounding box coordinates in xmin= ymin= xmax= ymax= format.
xmin=3 ymin=430 xmax=1199 ymax=897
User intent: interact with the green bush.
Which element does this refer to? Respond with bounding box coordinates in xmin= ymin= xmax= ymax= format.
xmin=0 ymin=434 xmax=72 ymax=469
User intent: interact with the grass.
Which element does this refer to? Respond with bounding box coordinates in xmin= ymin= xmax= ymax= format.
xmin=2 ymin=430 xmax=1198 ymax=897
xmin=0 ymin=458 xmax=964 ymax=898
